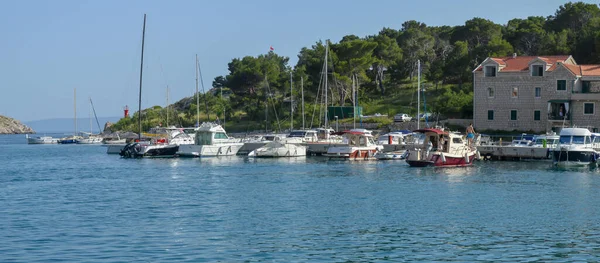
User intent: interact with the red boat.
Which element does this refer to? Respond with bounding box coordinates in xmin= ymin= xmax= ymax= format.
xmin=405 ymin=128 xmax=478 ymax=167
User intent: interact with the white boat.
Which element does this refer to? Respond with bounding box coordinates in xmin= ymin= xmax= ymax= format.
xmin=120 ymin=140 xmax=179 ymax=158
xmin=374 ymin=150 xmax=407 ymax=160
xmin=377 ymin=131 xmax=413 ymax=153
xmin=405 ymin=128 xmax=479 ymax=167
xmin=76 ymin=135 xmax=103 ymax=144
xmin=552 ymin=128 xmax=600 ymax=167
xmin=324 ymin=129 xmax=382 ymax=160
xmin=177 ymin=122 xmax=243 ymax=157
xmin=477 ymin=133 xmax=558 ymax=161
xmin=238 ymin=134 xmax=288 ymax=155
xmin=26 ymin=134 xmax=58 ymax=144
xmin=248 ymin=137 xmax=306 ymax=157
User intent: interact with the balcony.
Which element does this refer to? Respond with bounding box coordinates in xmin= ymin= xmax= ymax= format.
xmin=548 ymin=113 xmax=570 ymax=121
xmin=573 ymin=81 xmax=600 ymax=100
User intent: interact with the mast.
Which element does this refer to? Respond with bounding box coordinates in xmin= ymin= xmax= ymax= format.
xmin=290 ymin=70 xmax=293 ymax=131
xmin=89 ymin=97 xmax=101 ymax=133
xmin=195 ymin=54 xmax=199 ymax=127
xmin=89 ymin=102 xmax=92 ymax=134
xmin=417 ymin=59 xmax=420 ymax=130
xmin=166 ymin=85 xmax=169 ymax=127
xmin=197 ymin=58 xmax=210 ymax=121
xmin=352 ymin=74 xmax=356 ymax=129
xmin=74 ymin=88 xmax=77 ymax=136
xmin=138 ymin=14 xmax=146 ymax=140
xmin=324 ymin=40 xmax=329 ymax=128
xmin=301 ymin=76 xmax=305 ymax=130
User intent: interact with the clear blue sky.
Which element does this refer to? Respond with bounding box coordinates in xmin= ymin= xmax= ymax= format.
xmin=0 ymin=0 xmax=589 ymax=121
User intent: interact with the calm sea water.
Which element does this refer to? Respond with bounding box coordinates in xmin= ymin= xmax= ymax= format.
xmin=2 ymin=134 xmax=600 ymax=262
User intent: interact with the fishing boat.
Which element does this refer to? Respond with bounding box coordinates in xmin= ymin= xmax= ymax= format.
xmin=26 ymin=134 xmax=58 ymax=144
xmin=177 ymin=122 xmax=243 ymax=157
xmin=324 ymin=129 xmax=382 ymax=160
xmin=405 ymin=128 xmax=478 ymax=167
xmin=552 ymin=128 xmax=600 ymax=167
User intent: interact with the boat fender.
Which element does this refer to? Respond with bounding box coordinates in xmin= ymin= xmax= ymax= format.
xmin=356 ymin=150 xmax=361 ymax=159
xmin=464 ymin=153 xmax=469 ymax=163
xmin=440 ymin=152 xmax=446 ymax=163
xmin=476 ymin=151 xmax=481 ymax=161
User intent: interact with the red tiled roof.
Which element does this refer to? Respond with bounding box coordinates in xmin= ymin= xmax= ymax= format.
xmin=580 ymin=65 xmax=600 ymax=76
xmin=475 ymin=55 xmax=571 ymax=72
xmin=562 ymin=63 xmax=583 ymax=75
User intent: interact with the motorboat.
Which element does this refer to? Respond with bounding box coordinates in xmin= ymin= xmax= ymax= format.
xmin=177 ymin=122 xmax=243 ymax=157
xmin=58 ymin=135 xmax=83 ymax=144
xmin=26 ymin=134 xmax=58 ymax=144
xmin=477 ymin=133 xmax=555 ymax=161
xmin=552 ymin=128 xmax=600 ymax=167
xmin=405 ymin=128 xmax=478 ymax=167
xmin=324 ymin=129 xmax=382 ymax=160
xmin=76 ymin=134 xmax=103 ymax=144
xmin=119 ymin=138 xmax=179 ymax=158
xmin=248 ymin=137 xmax=306 ymax=157
xmin=237 ymin=133 xmax=288 ymax=155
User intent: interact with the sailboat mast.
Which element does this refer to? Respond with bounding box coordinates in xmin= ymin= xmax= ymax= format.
xmin=74 ymin=88 xmax=77 ymax=136
xmin=290 ymin=71 xmax=293 ymax=131
xmin=198 ymin=58 xmax=210 ymax=121
xmin=417 ymin=60 xmax=420 ymax=130
xmin=89 ymin=98 xmax=101 ymax=133
xmin=352 ymin=74 xmax=356 ymax=129
xmin=301 ymin=76 xmax=305 ymax=130
xmin=166 ymin=85 xmax=169 ymax=127
xmin=324 ymin=41 xmax=329 ymax=128
xmin=195 ymin=54 xmax=199 ymax=127
xmin=138 ymin=14 xmax=146 ymax=140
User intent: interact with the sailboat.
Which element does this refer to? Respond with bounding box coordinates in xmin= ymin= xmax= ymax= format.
xmin=58 ymin=88 xmax=83 ymax=144
xmin=77 ymin=98 xmax=103 ymax=144
xmin=120 ymin=14 xmax=179 ymax=158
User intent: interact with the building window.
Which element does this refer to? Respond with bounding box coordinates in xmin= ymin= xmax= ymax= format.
xmin=488 ymin=110 xmax=494 ymax=120
xmin=532 ymin=65 xmax=544 ymax=76
xmin=485 ymin=66 xmax=496 ymax=77
xmin=487 ymin=87 xmax=494 ymax=98
xmin=534 ymin=110 xmax=541 ymax=121
xmin=510 ymin=110 xmax=518 ymax=120
xmin=557 ymin=80 xmax=567 ymax=91
xmin=535 ymin=87 xmax=541 ymax=98
xmin=584 ymin=103 xmax=595 ymax=115
xmin=512 ymin=87 xmax=518 ymax=98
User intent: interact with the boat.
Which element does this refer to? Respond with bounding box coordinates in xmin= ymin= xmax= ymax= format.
xmin=237 ymin=134 xmax=288 ymax=155
xmin=119 ymin=14 xmax=179 ymax=158
xmin=552 ymin=128 xmax=600 ymax=167
xmin=324 ymin=129 xmax=382 ymax=160
xmin=177 ymin=122 xmax=243 ymax=157
xmin=377 ymin=130 xmax=413 ymax=152
xmin=405 ymin=128 xmax=478 ymax=167
xmin=248 ymin=137 xmax=306 ymax=157
xmin=26 ymin=134 xmax=58 ymax=144
xmin=374 ymin=150 xmax=407 ymax=160
xmin=76 ymin=133 xmax=103 ymax=144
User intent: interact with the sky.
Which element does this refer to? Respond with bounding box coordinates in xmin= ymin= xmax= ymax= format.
xmin=0 ymin=0 xmax=592 ymax=122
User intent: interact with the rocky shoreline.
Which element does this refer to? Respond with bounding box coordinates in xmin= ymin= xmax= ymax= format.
xmin=0 ymin=115 xmax=35 ymax=134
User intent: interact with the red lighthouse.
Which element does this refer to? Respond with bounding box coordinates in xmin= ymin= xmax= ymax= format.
xmin=124 ymin=105 xmax=129 ymax=118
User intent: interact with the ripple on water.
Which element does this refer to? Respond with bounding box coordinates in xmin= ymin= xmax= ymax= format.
xmin=2 ymin=135 xmax=600 ymax=261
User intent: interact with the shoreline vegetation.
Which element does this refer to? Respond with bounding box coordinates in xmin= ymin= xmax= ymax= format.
xmin=109 ymin=2 xmax=599 ymax=134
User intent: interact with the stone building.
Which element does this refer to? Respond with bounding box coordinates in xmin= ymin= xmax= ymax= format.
xmin=473 ymin=54 xmax=600 ymax=133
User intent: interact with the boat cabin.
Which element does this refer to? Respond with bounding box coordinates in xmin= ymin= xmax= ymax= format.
xmin=194 ymin=122 xmax=233 ymax=145
xmin=288 ymin=130 xmax=318 ymax=142
xmin=558 ymin=128 xmax=596 ymax=147
xmin=341 ymin=130 xmax=376 ymax=147
xmin=412 ymin=129 xmax=468 ymax=154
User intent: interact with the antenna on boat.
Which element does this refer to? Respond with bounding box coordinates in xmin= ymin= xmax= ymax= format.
xmin=138 ymin=14 xmax=146 ymax=141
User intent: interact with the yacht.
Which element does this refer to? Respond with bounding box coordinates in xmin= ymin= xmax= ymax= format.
xmin=237 ymin=133 xmax=288 ymax=155
xmin=177 ymin=122 xmax=243 ymax=157
xmin=248 ymin=137 xmax=307 ymax=157
xmin=405 ymin=128 xmax=478 ymax=167
xmin=26 ymin=134 xmax=58 ymax=144
xmin=324 ymin=129 xmax=382 ymax=160
xmin=552 ymin=128 xmax=600 ymax=167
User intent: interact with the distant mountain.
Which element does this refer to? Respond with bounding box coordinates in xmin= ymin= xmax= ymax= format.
xmin=0 ymin=115 xmax=35 ymax=134
xmin=25 ymin=117 xmax=121 ymax=133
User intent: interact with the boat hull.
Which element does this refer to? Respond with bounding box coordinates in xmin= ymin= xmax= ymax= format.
xmin=552 ymin=150 xmax=598 ymax=167
xmin=178 ymin=144 xmax=243 ymax=157
xmin=248 ymin=145 xmax=307 ymax=158
xmin=325 ymin=148 xmax=378 ymax=160
xmin=406 ymin=152 xmax=477 ymax=167
xmin=374 ymin=151 xmax=406 ymax=160
xmin=119 ymin=143 xmax=179 ymax=158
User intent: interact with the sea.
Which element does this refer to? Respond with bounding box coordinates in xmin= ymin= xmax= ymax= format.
xmin=2 ymin=134 xmax=600 ymax=262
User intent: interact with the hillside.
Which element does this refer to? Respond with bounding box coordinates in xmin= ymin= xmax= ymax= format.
xmin=0 ymin=115 xmax=35 ymax=134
